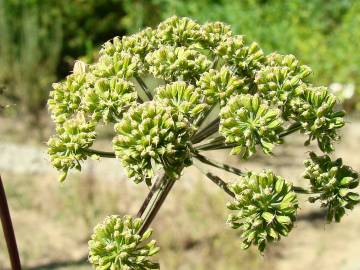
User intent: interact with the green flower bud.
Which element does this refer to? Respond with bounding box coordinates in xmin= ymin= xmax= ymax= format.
xmin=220 ymin=94 xmax=283 ymax=159
xmin=227 ymin=170 xmax=298 ymax=252
xmin=155 ymin=16 xmax=202 ymax=47
xmin=154 ymin=81 xmax=208 ymax=120
xmin=304 ymin=152 xmax=360 ymax=222
xmin=199 ymin=21 xmax=232 ymax=50
xmin=48 ymin=61 xmax=89 ymax=124
xmin=93 ymin=50 xmax=143 ymax=80
xmin=89 ymin=215 xmax=160 ymax=270
xmin=145 ymin=45 xmax=211 ymax=82
xmin=197 ymin=66 xmax=247 ymax=106
xmin=215 ymin=35 xmax=265 ymax=79
xmin=84 ymin=77 xmax=138 ymax=123
xmin=47 ymin=114 xmax=96 ymax=182
xmin=113 ymin=102 xmax=194 ymax=185
xmin=255 ymin=66 xmax=303 ymax=107
xmin=288 ymin=85 xmax=345 ymax=152
xmin=266 ymin=53 xmax=312 ymax=80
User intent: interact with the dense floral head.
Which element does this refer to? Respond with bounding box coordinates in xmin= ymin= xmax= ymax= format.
xmin=47 ymin=114 xmax=96 ymax=182
xmin=227 ymin=170 xmax=298 ymax=252
xmin=89 ymin=215 xmax=160 ymax=270
xmin=154 ymin=81 xmax=208 ymax=119
xmin=289 ymin=86 xmax=345 ymax=152
xmin=113 ymin=101 xmax=194 ymax=185
xmin=304 ymin=152 xmax=360 ymax=222
xmin=220 ymin=94 xmax=283 ymax=158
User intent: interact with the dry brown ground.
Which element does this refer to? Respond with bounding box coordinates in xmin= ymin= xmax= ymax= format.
xmin=1 ymin=118 xmax=360 ymax=270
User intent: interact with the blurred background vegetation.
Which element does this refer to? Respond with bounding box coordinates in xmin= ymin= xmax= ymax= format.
xmin=0 ymin=0 xmax=360 ymax=129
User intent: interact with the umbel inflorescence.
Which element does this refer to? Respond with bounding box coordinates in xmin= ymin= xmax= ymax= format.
xmin=48 ymin=16 xmax=359 ymax=268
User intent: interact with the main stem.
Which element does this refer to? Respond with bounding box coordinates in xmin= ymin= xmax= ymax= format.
xmin=138 ymin=175 xmax=175 ymax=236
xmin=136 ymin=173 xmax=165 ymax=218
xmin=0 ymin=176 xmax=22 ymax=270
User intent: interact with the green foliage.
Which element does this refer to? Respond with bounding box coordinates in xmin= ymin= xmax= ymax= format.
xmin=89 ymin=215 xmax=160 ymax=270
xmin=304 ymin=152 xmax=360 ymax=222
xmin=227 ymin=170 xmax=298 ymax=252
xmin=0 ymin=0 xmax=126 ymax=121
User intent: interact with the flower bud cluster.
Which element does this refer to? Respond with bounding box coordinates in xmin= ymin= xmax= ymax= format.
xmin=215 ymin=35 xmax=265 ymax=79
xmin=304 ymin=152 xmax=360 ymax=222
xmin=197 ymin=66 xmax=246 ymax=105
xmin=113 ymin=102 xmax=194 ymax=185
xmin=89 ymin=215 xmax=160 ymax=270
xmin=145 ymin=46 xmax=211 ymax=82
xmin=220 ymin=94 xmax=283 ymax=158
xmin=155 ymin=16 xmax=202 ymax=47
xmin=154 ymin=81 xmax=208 ymax=120
xmin=47 ymin=114 xmax=96 ymax=182
xmin=83 ymin=78 xmax=137 ymax=123
xmin=227 ymin=170 xmax=298 ymax=252
xmin=199 ymin=21 xmax=232 ymax=50
xmin=289 ymin=86 xmax=345 ymax=152
xmin=48 ymin=63 xmax=88 ymax=124
xmin=46 ymin=16 xmax=357 ymax=259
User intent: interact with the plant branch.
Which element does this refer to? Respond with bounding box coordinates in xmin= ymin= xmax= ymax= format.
xmin=192 ymin=151 xmax=244 ymax=176
xmin=136 ymin=173 xmax=165 ymax=218
xmin=192 ymin=117 xmax=220 ymax=144
xmin=194 ymin=163 xmax=235 ymax=198
xmin=192 ymin=105 xmax=216 ymax=134
xmin=293 ymin=186 xmax=317 ymax=194
xmin=279 ymin=122 xmax=302 ymax=138
xmin=87 ymin=149 xmax=116 ymax=158
xmin=138 ymin=175 xmax=176 ymax=236
xmin=0 ymin=176 xmax=22 ymax=270
xmin=135 ymin=76 xmax=153 ymax=100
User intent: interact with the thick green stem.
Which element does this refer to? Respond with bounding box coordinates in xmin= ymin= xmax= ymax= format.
xmin=193 ymin=151 xmax=244 ymax=176
xmin=135 ymin=76 xmax=153 ymax=100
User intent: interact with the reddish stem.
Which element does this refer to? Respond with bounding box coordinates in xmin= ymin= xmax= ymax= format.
xmin=0 ymin=175 xmax=22 ymax=270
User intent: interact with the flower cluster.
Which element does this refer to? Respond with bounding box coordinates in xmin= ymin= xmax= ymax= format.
xmin=215 ymin=35 xmax=265 ymax=79
xmin=227 ymin=170 xmax=298 ymax=252
xmin=197 ymin=66 xmax=246 ymax=105
xmin=220 ymin=94 xmax=283 ymax=158
xmin=154 ymin=81 xmax=208 ymax=119
xmin=89 ymin=215 xmax=160 ymax=270
xmin=47 ymin=114 xmax=96 ymax=182
xmin=46 ymin=16 xmax=358 ymax=262
xmin=303 ymin=152 xmax=360 ymax=222
xmin=113 ymin=102 xmax=194 ymax=185
xmin=145 ymin=46 xmax=211 ymax=82
xmin=289 ymin=86 xmax=345 ymax=152
xmin=48 ymin=62 xmax=88 ymax=124
xmin=83 ymin=78 xmax=137 ymax=123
